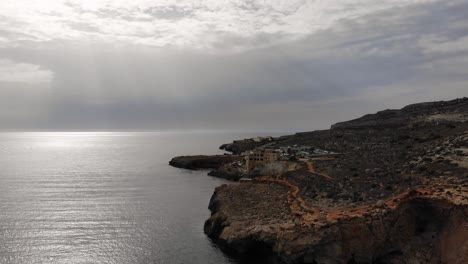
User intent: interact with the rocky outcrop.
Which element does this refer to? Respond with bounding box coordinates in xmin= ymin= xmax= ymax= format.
xmin=169 ymin=155 xmax=245 ymax=181
xmin=169 ymin=155 xmax=242 ymax=170
xmin=220 ymin=136 xmax=291 ymax=154
xmin=208 ymin=164 xmax=245 ymax=181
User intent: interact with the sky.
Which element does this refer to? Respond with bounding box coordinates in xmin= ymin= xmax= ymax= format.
xmin=0 ymin=0 xmax=467 ymax=132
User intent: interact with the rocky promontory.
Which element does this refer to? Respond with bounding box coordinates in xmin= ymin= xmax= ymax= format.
xmin=169 ymin=155 xmax=242 ymax=170
xmin=219 ymin=136 xmax=288 ymax=155
xmin=169 ymin=154 xmax=246 ymax=180
xmin=171 ymin=98 xmax=468 ymax=264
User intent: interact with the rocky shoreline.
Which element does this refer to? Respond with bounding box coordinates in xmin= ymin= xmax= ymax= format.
xmin=169 ymin=155 xmax=242 ymax=170
xmin=170 ymin=98 xmax=468 ymax=264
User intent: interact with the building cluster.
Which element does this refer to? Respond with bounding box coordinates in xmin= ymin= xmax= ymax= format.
xmin=277 ymin=145 xmax=336 ymax=159
xmin=244 ymin=145 xmax=338 ymax=174
xmin=245 ymin=148 xmax=280 ymax=174
xmin=251 ymin=136 xmax=275 ymax=143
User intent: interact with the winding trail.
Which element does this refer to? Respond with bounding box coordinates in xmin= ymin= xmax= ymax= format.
xmin=305 ymin=161 xmax=333 ymax=180
xmin=254 ymin=160 xmax=330 ymax=222
xmin=255 ymin=159 xmax=360 ymax=224
xmin=255 ymin=176 xmax=320 ymax=222
xmin=251 ymin=161 xmax=455 ymax=225
xmin=255 ymin=174 xmax=422 ymax=225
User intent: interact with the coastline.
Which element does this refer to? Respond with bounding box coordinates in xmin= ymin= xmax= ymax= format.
xmin=170 ymin=98 xmax=468 ymax=264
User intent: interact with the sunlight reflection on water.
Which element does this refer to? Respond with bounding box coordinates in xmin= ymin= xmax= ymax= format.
xmin=0 ymin=132 xmax=259 ymax=264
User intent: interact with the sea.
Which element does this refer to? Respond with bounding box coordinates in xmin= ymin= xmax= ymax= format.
xmin=0 ymin=132 xmax=263 ymax=264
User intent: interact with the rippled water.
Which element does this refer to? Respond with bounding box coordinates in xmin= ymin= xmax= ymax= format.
xmin=0 ymin=132 xmax=255 ymax=264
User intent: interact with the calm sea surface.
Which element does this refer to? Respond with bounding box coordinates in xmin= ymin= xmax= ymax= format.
xmin=0 ymin=132 xmax=260 ymax=264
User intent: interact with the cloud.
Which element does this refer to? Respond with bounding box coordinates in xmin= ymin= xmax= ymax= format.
xmin=0 ymin=0 xmax=467 ymax=131
xmin=0 ymin=59 xmax=53 ymax=83
xmin=0 ymin=0 xmax=436 ymax=50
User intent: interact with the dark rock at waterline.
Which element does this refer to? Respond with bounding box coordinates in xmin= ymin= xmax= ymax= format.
xmin=208 ymin=164 xmax=244 ymax=181
xmin=169 ymin=155 xmax=242 ymax=170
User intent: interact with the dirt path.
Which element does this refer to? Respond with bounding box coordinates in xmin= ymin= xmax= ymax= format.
xmin=251 ymin=161 xmax=464 ymax=225
xmin=254 ymin=160 xmax=334 ymax=223
xmin=305 ymin=161 xmax=333 ymax=180
xmin=252 ymin=174 xmax=454 ymax=225
xmin=255 ymin=176 xmax=320 ymax=221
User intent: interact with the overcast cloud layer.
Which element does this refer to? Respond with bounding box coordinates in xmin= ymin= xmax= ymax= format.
xmin=0 ymin=0 xmax=467 ymax=131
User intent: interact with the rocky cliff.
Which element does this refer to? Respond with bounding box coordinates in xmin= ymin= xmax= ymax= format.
xmin=204 ymin=183 xmax=467 ymax=264
xmin=331 ymin=97 xmax=468 ymax=129
xmin=172 ymin=98 xmax=468 ymax=264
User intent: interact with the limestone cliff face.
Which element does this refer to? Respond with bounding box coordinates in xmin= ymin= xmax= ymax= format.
xmin=304 ymin=198 xmax=467 ymax=264
xmin=205 ymin=185 xmax=467 ymax=264
xmin=208 ymin=164 xmax=245 ymax=181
